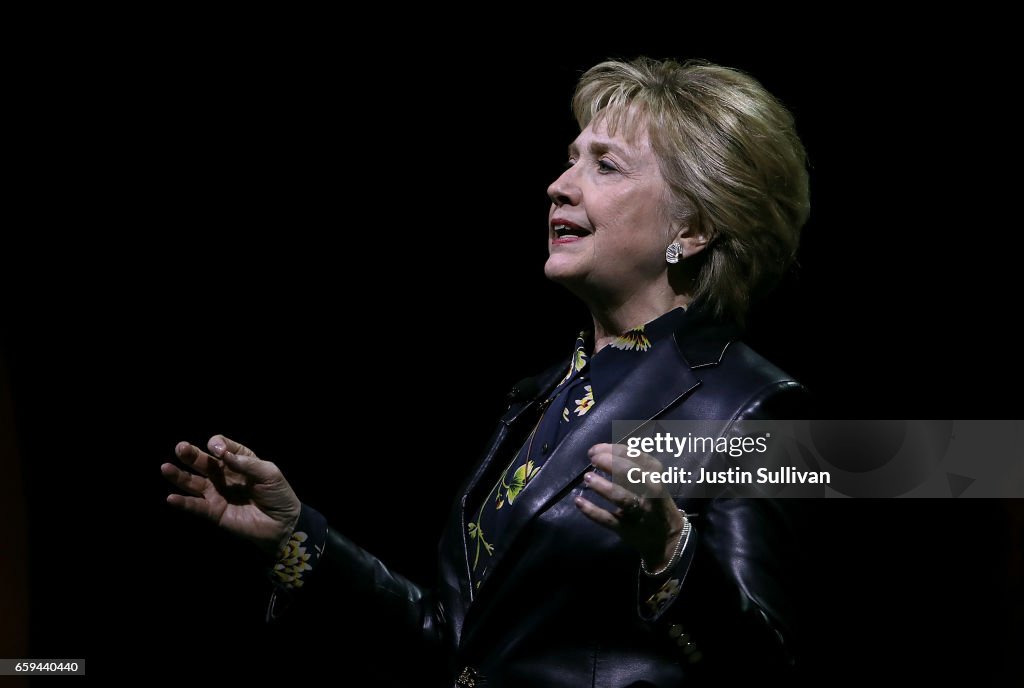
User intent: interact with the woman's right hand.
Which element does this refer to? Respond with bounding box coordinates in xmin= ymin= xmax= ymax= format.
xmin=161 ymin=434 xmax=301 ymax=556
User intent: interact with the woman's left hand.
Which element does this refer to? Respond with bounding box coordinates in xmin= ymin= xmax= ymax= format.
xmin=576 ymin=443 xmax=685 ymax=569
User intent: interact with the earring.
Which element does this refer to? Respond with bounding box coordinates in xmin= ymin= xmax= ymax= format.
xmin=665 ymin=243 xmax=683 ymax=264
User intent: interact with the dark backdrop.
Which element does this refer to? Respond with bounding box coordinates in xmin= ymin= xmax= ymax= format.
xmin=2 ymin=28 xmax=1021 ymax=685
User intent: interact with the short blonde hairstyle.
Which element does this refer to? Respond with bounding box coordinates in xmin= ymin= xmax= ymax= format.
xmin=573 ymin=57 xmax=811 ymax=324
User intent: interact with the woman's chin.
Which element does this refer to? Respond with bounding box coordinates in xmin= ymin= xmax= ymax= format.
xmin=544 ymin=256 xmax=584 ymax=284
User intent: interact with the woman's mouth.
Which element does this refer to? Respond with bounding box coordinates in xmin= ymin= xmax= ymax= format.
xmin=551 ymin=222 xmax=592 ymax=244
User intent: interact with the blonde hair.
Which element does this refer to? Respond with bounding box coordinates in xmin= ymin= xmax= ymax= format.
xmin=573 ymin=57 xmax=810 ymax=324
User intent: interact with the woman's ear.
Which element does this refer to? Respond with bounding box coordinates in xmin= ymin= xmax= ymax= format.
xmin=672 ymin=225 xmax=709 ymax=259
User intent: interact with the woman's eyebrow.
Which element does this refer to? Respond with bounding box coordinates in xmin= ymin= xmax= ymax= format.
xmin=567 ymin=140 xmax=634 ymax=160
xmin=591 ymin=140 xmax=632 ymax=159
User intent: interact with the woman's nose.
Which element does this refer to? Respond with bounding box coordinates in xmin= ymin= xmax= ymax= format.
xmin=547 ymin=167 xmax=581 ymax=207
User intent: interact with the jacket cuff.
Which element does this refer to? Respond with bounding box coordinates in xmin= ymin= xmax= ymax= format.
xmin=636 ymin=521 xmax=705 ymax=666
xmin=266 ymin=503 xmax=328 ymax=622
xmin=637 ymin=520 xmax=698 ymax=622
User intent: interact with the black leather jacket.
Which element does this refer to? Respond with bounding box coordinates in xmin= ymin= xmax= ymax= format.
xmin=308 ymin=310 xmax=811 ymax=687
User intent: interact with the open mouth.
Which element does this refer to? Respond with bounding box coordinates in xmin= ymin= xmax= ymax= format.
xmin=552 ymin=223 xmax=592 ymax=241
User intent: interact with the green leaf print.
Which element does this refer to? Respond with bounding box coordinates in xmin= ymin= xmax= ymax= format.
xmin=505 ymin=460 xmax=540 ymax=504
xmin=467 ymin=521 xmax=494 ymax=569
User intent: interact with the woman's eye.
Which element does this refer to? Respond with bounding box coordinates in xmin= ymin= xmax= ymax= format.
xmin=597 ymin=159 xmax=618 ymax=173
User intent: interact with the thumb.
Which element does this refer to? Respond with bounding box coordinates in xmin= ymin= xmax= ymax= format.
xmin=220 ymin=450 xmax=278 ymax=482
xmin=208 ymin=434 xmax=257 ymax=458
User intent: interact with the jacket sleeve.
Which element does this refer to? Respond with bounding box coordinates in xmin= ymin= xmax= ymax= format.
xmin=636 ymin=382 xmax=813 ymax=679
xmin=264 ymin=504 xmax=448 ymax=677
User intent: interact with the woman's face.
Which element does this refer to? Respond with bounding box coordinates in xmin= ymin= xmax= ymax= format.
xmin=544 ymin=113 xmax=675 ymax=301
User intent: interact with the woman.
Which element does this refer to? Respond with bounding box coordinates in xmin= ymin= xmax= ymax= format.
xmin=162 ymin=56 xmax=811 ymax=686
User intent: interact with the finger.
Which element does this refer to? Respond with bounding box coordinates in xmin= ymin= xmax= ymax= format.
xmin=208 ymin=435 xmax=257 ymax=459
xmin=574 ymin=496 xmax=621 ymax=531
xmin=614 ymin=445 xmax=669 ymax=498
xmin=589 ymin=448 xmax=646 ymax=487
xmin=175 ymin=441 xmax=220 ymax=477
xmin=608 ymin=443 xmax=665 ymax=472
xmin=166 ymin=493 xmax=216 ymax=520
xmin=588 ymin=448 xmax=665 ymax=499
xmin=583 ymin=471 xmax=643 ymax=507
xmin=160 ymin=462 xmax=209 ymax=497
xmin=588 ymin=446 xmax=636 ymax=473
xmin=219 ymin=450 xmax=278 ymax=482
xmin=589 ymin=443 xmax=642 ymax=461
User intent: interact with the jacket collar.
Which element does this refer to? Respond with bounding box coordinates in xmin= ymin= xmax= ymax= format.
xmin=672 ymin=302 xmax=741 ymax=369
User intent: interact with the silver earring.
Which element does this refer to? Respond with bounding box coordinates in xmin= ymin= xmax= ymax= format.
xmin=665 ymin=243 xmax=684 ymax=264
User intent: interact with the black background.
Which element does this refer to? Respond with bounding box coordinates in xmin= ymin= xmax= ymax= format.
xmin=2 ymin=25 xmax=1022 ymax=685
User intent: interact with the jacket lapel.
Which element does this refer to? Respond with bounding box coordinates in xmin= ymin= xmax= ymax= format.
xmin=451 ymin=361 xmax=567 ymax=605
xmin=461 ymin=361 xmax=567 ymax=503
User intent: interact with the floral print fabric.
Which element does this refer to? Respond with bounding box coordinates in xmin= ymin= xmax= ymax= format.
xmin=265 ymin=504 xmax=327 ymax=622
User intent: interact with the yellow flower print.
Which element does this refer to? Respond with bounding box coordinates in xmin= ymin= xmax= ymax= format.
xmin=610 ymin=326 xmax=652 ymax=352
xmin=562 ymin=407 xmax=570 ymax=422
xmin=561 ymin=340 xmax=589 ymax=383
xmin=503 ymin=460 xmax=541 ymax=505
xmin=272 ymin=531 xmax=314 ymax=589
xmin=572 ymin=347 xmax=588 ymax=372
xmin=645 ymin=577 xmax=683 ymax=615
xmin=574 ymin=385 xmax=595 ymax=416
xmin=277 ymin=531 xmax=307 ymax=560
